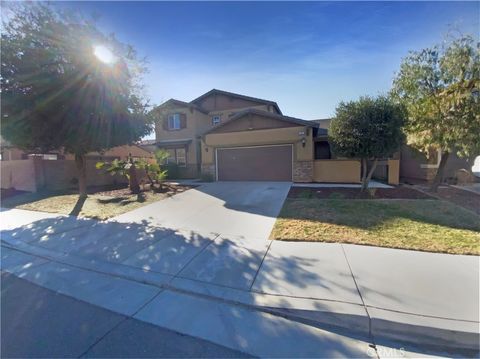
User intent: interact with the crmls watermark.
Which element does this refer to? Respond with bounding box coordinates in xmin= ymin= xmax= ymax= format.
xmin=366 ymin=345 xmax=406 ymax=358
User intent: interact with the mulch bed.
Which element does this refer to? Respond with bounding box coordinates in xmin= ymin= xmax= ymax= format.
xmin=94 ymin=183 xmax=195 ymax=197
xmin=288 ymin=186 xmax=434 ymax=200
xmin=433 ymin=186 xmax=480 ymax=215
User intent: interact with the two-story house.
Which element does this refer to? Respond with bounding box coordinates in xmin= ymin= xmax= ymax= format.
xmin=152 ymin=89 xmax=401 ymax=184
xmin=152 ymin=89 xmax=326 ymax=181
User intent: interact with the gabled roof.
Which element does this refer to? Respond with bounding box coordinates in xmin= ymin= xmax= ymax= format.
xmin=153 ymin=99 xmax=209 ymax=114
xmin=203 ymin=108 xmax=318 ymax=135
xmin=156 ymin=139 xmax=192 ymax=147
xmin=138 ymin=139 xmax=157 ymax=146
xmin=190 ymin=89 xmax=283 ymax=115
xmin=311 ymin=118 xmax=332 ymax=124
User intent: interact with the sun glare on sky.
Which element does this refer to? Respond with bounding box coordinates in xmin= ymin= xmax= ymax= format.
xmin=93 ymin=45 xmax=116 ymax=64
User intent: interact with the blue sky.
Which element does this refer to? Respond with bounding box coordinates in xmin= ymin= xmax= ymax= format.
xmin=61 ymin=1 xmax=478 ymax=137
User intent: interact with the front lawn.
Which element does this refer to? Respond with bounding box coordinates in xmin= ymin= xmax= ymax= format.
xmin=271 ymin=189 xmax=480 ymax=255
xmin=1 ymin=185 xmax=193 ymax=220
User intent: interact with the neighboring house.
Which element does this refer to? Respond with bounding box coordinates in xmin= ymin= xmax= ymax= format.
xmin=400 ymin=146 xmax=476 ymax=184
xmin=0 ymin=139 xmax=153 ymax=162
xmin=1 ymin=143 xmax=154 ymax=193
xmin=311 ymin=119 xmax=476 ymax=184
xmin=0 ymin=137 xmax=63 ymax=161
xmin=151 ymin=89 xmax=400 ymax=184
xmin=138 ymin=139 xmax=158 ymax=154
xmin=63 ymin=144 xmax=154 ymax=162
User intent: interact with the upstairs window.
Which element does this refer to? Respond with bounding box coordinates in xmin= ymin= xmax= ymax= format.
xmin=212 ymin=116 xmax=221 ymax=125
xmin=168 ymin=113 xmax=181 ymax=130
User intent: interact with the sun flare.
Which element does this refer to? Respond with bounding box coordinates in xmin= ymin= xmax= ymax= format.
xmin=93 ymin=45 xmax=116 ymax=64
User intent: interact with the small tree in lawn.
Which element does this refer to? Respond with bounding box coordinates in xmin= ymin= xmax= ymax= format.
xmin=141 ymin=149 xmax=169 ymax=191
xmin=329 ymin=96 xmax=405 ymax=191
xmin=1 ymin=3 xmax=152 ymax=197
xmin=99 ymin=149 xmax=170 ymax=193
xmin=96 ymin=155 xmax=141 ymax=194
xmin=391 ymin=34 xmax=480 ymax=191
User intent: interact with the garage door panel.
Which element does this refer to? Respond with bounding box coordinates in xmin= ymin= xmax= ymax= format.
xmin=217 ymin=145 xmax=292 ymax=181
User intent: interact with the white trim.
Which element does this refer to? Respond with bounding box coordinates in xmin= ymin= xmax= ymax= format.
xmin=215 ymin=148 xmax=218 ymax=181
xmin=214 ymin=144 xmax=294 ymax=181
xmin=168 ymin=113 xmax=181 ymax=130
xmin=212 ymin=116 xmax=221 ymax=125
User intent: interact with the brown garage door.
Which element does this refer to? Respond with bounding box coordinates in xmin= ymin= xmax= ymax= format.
xmin=217 ymin=145 xmax=292 ymax=181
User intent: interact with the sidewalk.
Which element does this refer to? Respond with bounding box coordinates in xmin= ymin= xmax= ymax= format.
xmin=1 ymin=272 xmax=250 ymax=358
xmin=1 ymin=207 xmax=479 ymax=353
xmin=0 ymin=249 xmax=375 ymax=358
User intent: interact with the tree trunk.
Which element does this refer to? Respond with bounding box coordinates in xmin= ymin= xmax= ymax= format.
xmin=360 ymin=158 xmax=368 ymax=191
xmin=128 ymin=161 xmax=140 ymax=194
xmin=363 ymin=159 xmax=379 ymax=191
xmin=430 ymin=151 xmax=450 ymax=192
xmin=75 ymin=153 xmax=87 ymax=197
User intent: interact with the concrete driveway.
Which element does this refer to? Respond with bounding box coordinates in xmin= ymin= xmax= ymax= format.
xmin=112 ymin=181 xmax=291 ymax=290
xmin=113 ymin=181 xmax=291 ymax=239
xmin=2 ymin=182 xmax=292 ymax=291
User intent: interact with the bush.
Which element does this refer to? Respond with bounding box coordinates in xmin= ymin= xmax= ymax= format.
xmin=200 ymin=172 xmax=214 ymax=182
xmin=330 ymin=96 xmax=405 ymax=191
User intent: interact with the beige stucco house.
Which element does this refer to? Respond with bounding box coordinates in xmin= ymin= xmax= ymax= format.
xmin=152 ymin=89 xmax=400 ymax=184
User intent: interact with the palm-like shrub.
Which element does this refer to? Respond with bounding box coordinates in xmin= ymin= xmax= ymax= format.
xmin=96 ymin=156 xmax=141 ymax=194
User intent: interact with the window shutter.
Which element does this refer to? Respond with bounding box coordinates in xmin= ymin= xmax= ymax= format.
xmin=162 ymin=118 xmax=168 ymax=130
xmin=180 ymin=113 xmax=187 ymax=128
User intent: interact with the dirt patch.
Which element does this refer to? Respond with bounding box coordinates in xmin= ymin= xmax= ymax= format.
xmin=95 ymin=183 xmax=195 ymax=197
xmin=288 ymin=186 xmax=434 ymax=200
xmin=1 ymin=183 xmax=197 ymax=220
xmin=427 ymin=186 xmax=480 ymax=215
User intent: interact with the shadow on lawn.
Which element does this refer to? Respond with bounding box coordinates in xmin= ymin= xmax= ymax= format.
xmin=69 ymin=195 xmax=87 ymax=217
xmin=96 ymin=193 xmax=146 ymax=206
xmin=279 ymin=198 xmax=480 ymax=233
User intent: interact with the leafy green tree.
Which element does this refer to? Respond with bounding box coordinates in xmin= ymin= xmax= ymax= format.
xmin=1 ymin=3 xmax=152 ymax=196
xmin=330 ymin=96 xmax=405 ymax=191
xmin=391 ymin=34 xmax=480 ymax=191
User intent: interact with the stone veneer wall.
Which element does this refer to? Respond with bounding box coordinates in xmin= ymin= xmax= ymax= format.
xmin=177 ymin=164 xmax=199 ymax=179
xmin=293 ymin=161 xmax=313 ymax=182
xmin=201 ymin=164 xmax=216 ymax=180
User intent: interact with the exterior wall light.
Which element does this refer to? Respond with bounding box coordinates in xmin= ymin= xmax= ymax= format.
xmin=301 ymin=138 xmax=306 ymax=147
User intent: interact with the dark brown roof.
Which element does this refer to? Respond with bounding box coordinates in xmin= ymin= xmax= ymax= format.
xmin=311 ymin=118 xmax=332 ymax=124
xmin=190 ymin=89 xmax=283 ymax=115
xmin=138 ymin=139 xmax=157 ymax=146
xmin=153 ymin=99 xmax=209 ymax=114
xmin=156 ymin=139 xmax=192 ymax=147
xmin=203 ymin=109 xmax=319 ymax=135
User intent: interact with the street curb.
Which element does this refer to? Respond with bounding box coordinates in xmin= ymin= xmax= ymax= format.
xmin=1 ymin=238 xmax=479 ymax=352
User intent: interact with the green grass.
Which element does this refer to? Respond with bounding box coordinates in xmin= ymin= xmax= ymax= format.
xmin=1 ymin=189 xmax=178 ymax=220
xmin=271 ymin=198 xmax=480 ymax=255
